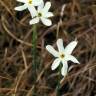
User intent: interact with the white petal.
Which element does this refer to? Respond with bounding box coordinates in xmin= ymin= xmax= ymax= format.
xmin=43 ymin=12 xmax=54 ymax=18
xmin=64 ymin=40 xmax=78 ymax=55
xmin=37 ymin=1 xmax=44 ymax=11
xmin=33 ymin=0 xmax=43 ymax=6
xmin=51 ymin=58 xmax=61 ymax=70
xmin=14 ymin=4 xmax=27 ymax=11
xmin=28 ymin=5 xmax=37 ymax=18
xmin=29 ymin=17 xmax=39 ymax=25
xmin=43 ymin=2 xmax=51 ymax=12
xmin=16 ymin=0 xmax=27 ymax=3
xmin=41 ymin=18 xmax=52 ymax=26
xmin=37 ymin=2 xmax=44 ymax=11
xmin=65 ymin=55 xmax=80 ymax=64
xmin=61 ymin=61 xmax=68 ymax=76
xmin=46 ymin=45 xmax=59 ymax=57
xmin=57 ymin=39 xmax=64 ymax=52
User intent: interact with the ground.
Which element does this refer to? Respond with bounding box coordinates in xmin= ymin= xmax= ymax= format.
xmin=0 ymin=0 xmax=96 ymax=96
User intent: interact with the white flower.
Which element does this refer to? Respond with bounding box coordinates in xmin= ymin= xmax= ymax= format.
xmin=29 ymin=2 xmax=53 ymax=26
xmin=46 ymin=39 xmax=80 ymax=76
xmin=14 ymin=0 xmax=44 ymax=17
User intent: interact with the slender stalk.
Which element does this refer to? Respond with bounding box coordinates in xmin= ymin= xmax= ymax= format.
xmin=56 ymin=74 xmax=61 ymax=96
xmin=32 ymin=25 xmax=37 ymax=80
xmin=56 ymin=64 xmax=62 ymax=96
xmin=31 ymin=25 xmax=38 ymax=96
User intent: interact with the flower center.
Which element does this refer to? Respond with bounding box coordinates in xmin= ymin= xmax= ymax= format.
xmin=28 ymin=0 xmax=32 ymax=4
xmin=60 ymin=53 xmax=65 ymax=59
xmin=38 ymin=12 xmax=42 ymax=17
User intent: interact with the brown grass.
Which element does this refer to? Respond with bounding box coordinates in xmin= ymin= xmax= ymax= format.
xmin=0 ymin=0 xmax=96 ymax=96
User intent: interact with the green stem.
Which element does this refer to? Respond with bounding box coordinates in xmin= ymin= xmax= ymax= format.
xmin=56 ymin=86 xmax=60 ymax=96
xmin=56 ymin=64 xmax=62 ymax=96
xmin=32 ymin=25 xmax=37 ymax=79
xmin=56 ymin=74 xmax=61 ymax=96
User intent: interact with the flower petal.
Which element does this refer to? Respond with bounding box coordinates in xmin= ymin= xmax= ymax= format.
xmin=43 ymin=12 xmax=54 ymax=18
xmin=65 ymin=55 xmax=80 ymax=64
xmin=33 ymin=0 xmax=43 ymax=6
xmin=14 ymin=4 xmax=27 ymax=11
xmin=37 ymin=2 xmax=44 ymax=11
xmin=28 ymin=5 xmax=37 ymax=18
xmin=46 ymin=45 xmax=59 ymax=57
xmin=29 ymin=17 xmax=39 ymax=25
xmin=64 ymin=40 xmax=78 ymax=55
xmin=57 ymin=39 xmax=64 ymax=52
xmin=61 ymin=61 xmax=68 ymax=76
xmin=43 ymin=2 xmax=51 ymax=12
xmin=41 ymin=18 xmax=52 ymax=26
xmin=51 ymin=58 xmax=61 ymax=70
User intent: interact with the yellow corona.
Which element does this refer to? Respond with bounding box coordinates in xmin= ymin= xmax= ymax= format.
xmin=60 ymin=54 xmax=65 ymax=59
xmin=38 ymin=12 xmax=42 ymax=17
xmin=28 ymin=0 xmax=32 ymax=4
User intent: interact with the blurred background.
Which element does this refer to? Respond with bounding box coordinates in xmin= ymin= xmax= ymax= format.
xmin=0 ymin=0 xmax=96 ymax=96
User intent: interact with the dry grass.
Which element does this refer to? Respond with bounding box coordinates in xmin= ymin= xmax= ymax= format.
xmin=0 ymin=0 xmax=96 ymax=96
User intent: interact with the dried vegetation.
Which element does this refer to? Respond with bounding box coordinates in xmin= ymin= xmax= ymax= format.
xmin=0 ymin=0 xmax=96 ymax=96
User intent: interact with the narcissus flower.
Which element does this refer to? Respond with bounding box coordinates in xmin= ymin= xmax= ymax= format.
xmin=46 ymin=39 xmax=80 ymax=76
xmin=29 ymin=2 xmax=53 ymax=26
xmin=14 ymin=0 xmax=43 ymax=17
